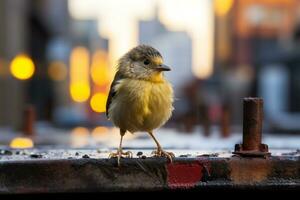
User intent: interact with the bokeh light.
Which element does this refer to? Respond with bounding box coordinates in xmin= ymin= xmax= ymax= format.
xmin=71 ymin=127 xmax=90 ymax=136
xmin=10 ymin=137 xmax=34 ymax=149
xmin=92 ymin=126 xmax=108 ymax=135
xmin=90 ymin=93 xmax=108 ymax=113
xmin=70 ymin=82 xmax=91 ymax=102
xmin=48 ymin=61 xmax=68 ymax=81
xmin=70 ymin=47 xmax=90 ymax=102
xmin=214 ymin=0 xmax=234 ymax=17
xmin=92 ymin=126 xmax=108 ymax=137
xmin=10 ymin=54 xmax=35 ymax=80
xmin=71 ymin=127 xmax=90 ymax=147
xmin=90 ymin=50 xmax=111 ymax=86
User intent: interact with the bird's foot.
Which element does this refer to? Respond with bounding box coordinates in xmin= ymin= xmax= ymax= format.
xmin=109 ymin=150 xmax=133 ymax=166
xmin=151 ymin=148 xmax=175 ymax=162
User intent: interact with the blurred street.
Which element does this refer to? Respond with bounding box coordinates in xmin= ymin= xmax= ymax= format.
xmin=1 ymin=126 xmax=299 ymax=151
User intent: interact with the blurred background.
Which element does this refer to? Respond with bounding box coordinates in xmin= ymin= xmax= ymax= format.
xmin=0 ymin=0 xmax=300 ymax=150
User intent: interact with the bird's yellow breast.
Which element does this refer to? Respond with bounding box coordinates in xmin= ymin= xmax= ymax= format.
xmin=108 ymin=77 xmax=173 ymax=133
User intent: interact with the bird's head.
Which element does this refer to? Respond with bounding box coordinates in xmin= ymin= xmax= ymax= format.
xmin=117 ymin=45 xmax=171 ymax=82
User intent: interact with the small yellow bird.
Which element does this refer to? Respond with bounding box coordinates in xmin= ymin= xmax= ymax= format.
xmin=106 ymin=45 xmax=174 ymax=166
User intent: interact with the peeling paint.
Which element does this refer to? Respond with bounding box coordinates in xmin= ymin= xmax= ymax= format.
xmin=167 ymin=160 xmax=212 ymax=189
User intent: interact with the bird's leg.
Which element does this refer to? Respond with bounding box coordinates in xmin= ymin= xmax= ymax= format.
xmin=109 ymin=130 xmax=132 ymax=166
xmin=148 ymin=131 xmax=175 ymax=162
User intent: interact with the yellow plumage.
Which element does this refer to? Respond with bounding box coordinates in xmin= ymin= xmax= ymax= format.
xmin=106 ymin=45 xmax=175 ymax=165
xmin=108 ymin=74 xmax=173 ymax=133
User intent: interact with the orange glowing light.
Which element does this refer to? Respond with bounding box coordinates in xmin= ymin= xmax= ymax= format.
xmin=71 ymin=127 xmax=90 ymax=148
xmin=10 ymin=137 xmax=34 ymax=149
xmin=91 ymin=126 xmax=108 ymax=138
xmin=70 ymin=47 xmax=90 ymax=102
xmin=214 ymin=0 xmax=233 ymax=17
xmin=48 ymin=61 xmax=68 ymax=81
xmin=90 ymin=93 xmax=108 ymax=113
xmin=92 ymin=126 xmax=108 ymax=142
xmin=71 ymin=127 xmax=90 ymax=136
xmin=92 ymin=126 xmax=109 ymax=140
xmin=10 ymin=54 xmax=35 ymax=80
xmin=90 ymin=50 xmax=111 ymax=86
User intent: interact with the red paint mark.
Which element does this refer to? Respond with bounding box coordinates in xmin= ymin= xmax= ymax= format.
xmin=167 ymin=162 xmax=204 ymax=189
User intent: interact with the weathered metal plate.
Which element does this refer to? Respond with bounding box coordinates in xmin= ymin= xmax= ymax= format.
xmin=0 ymin=149 xmax=299 ymax=193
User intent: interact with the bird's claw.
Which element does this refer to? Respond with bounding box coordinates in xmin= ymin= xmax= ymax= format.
xmin=109 ymin=150 xmax=133 ymax=166
xmin=151 ymin=149 xmax=175 ymax=162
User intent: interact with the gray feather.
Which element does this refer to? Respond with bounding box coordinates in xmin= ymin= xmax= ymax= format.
xmin=106 ymin=71 xmax=124 ymax=118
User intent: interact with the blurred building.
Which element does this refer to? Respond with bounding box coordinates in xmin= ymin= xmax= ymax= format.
xmin=0 ymin=0 xmax=70 ymax=129
xmin=0 ymin=0 xmax=32 ymax=128
xmin=215 ymin=0 xmax=300 ymax=131
xmin=139 ymin=14 xmax=193 ymax=94
xmin=1 ymin=0 xmax=300 ymax=134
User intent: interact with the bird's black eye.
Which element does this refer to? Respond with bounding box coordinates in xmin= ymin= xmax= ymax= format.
xmin=143 ymin=59 xmax=150 ymax=65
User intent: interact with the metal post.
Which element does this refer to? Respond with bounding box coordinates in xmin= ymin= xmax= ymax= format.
xmin=22 ymin=105 xmax=35 ymax=137
xmin=221 ymin=103 xmax=230 ymax=138
xmin=233 ymin=98 xmax=270 ymax=157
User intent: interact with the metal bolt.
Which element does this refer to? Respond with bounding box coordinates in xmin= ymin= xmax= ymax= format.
xmin=22 ymin=105 xmax=35 ymax=137
xmin=233 ymin=98 xmax=270 ymax=157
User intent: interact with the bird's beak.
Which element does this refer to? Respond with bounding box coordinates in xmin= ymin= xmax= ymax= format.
xmin=156 ymin=64 xmax=171 ymax=71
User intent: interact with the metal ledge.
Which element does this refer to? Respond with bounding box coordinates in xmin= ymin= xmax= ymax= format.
xmin=0 ymin=149 xmax=299 ymax=193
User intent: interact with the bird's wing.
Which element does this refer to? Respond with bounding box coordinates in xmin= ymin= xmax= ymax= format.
xmin=106 ymin=71 xmax=124 ymax=119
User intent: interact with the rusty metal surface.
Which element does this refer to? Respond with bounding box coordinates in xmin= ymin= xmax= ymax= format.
xmin=234 ymin=98 xmax=270 ymax=157
xmin=0 ymin=149 xmax=299 ymax=193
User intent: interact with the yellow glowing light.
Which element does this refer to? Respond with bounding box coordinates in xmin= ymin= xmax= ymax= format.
xmin=70 ymin=47 xmax=90 ymax=102
xmin=48 ymin=61 xmax=68 ymax=81
xmin=70 ymin=82 xmax=91 ymax=102
xmin=90 ymin=93 xmax=108 ymax=113
xmin=90 ymin=51 xmax=111 ymax=86
xmin=10 ymin=137 xmax=34 ymax=149
xmin=214 ymin=0 xmax=233 ymax=17
xmin=10 ymin=54 xmax=35 ymax=80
